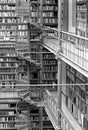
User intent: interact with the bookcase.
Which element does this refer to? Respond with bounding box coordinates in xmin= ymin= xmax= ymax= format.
xmin=66 ymin=64 xmax=88 ymax=130
xmin=76 ymin=0 xmax=88 ymax=37
xmin=0 ymin=0 xmax=18 ymax=86
xmin=42 ymin=48 xmax=57 ymax=86
xmin=29 ymin=0 xmax=43 ymax=84
xmin=29 ymin=24 xmax=42 ymax=84
xmin=42 ymin=0 xmax=58 ymax=27
xmin=42 ymin=109 xmax=54 ymax=130
xmin=30 ymin=107 xmax=54 ymax=130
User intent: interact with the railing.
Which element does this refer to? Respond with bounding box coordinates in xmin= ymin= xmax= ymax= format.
xmin=44 ymin=89 xmax=75 ymax=130
xmin=0 ymin=83 xmax=86 ymax=130
xmin=42 ymin=27 xmax=58 ymax=54
xmin=44 ymin=90 xmax=59 ymax=129
xmin=42 ymin=26 xmax=88 ymax=74
xmin=60 ymin=31 xmax=88 ymax=71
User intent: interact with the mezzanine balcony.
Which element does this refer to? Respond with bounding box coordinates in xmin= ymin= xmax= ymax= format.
xmin=42 ymin=26 xmax=88 ymax=77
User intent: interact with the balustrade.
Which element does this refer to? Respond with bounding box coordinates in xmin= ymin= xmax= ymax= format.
xmin=42 ymin=26 xmax=88 ymax=74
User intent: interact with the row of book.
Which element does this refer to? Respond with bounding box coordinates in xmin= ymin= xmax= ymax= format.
xmin=77 ymin=12 xmax=86 ymax=19
xmin=43 ymin=60 xmax=56 ymax=64
xmin=0 ymin=44 xmax=15 ymax=47
xmin=0 ymin=12 xmax=16 ymax=17
xmin=0 ymin=0 xmax=16 ymax=3
xmin=0 ymin=5 xmax=15 ymax=10
xmin=76 ymin=0 xmax=87 ymax=37
xmin=43 ymin=66 xmax=57 ymax=71
xmin=0 ymin=117 xmax=15 ymax=121
xmin=43 ymin=73 xmax=56 ymax=79
xmin=0 ymin=26 xmax=17 ymax=30
xmin=0 ymin=69 xmax=16 ymax=72
xmin=77 ymin=30 xmax=86 ymax=37
xmin=43 ymin=18 xmax=58 ymax=24
xmin=43 ymin=5 xmax=57 ymax=11
xmin=0 ymin=38 xmax=16 ymax=41
xmin=18 ymin=25 xmax=27 ymax=30
xmin=17 ymin=38 xmax=28 ymax=42
xmin=0 ymin=31 xmax=16 ymax=36
xmin=0 ymin=62 xmax=17 ymax=67
xmin=77 ymin=4 xmax=87 ymax=11
xmin=0 ymin=53 xmax=16 ymax=56
xmin=43 ymin=54 xmax=55 ymax=59
xmin=43 ymin=12 xmax=54 ymax=17
xmin=18 ymin=31 xmax=28 ymax=37
xmin=0 ymin=75 xmax=15 ymax=80
xmin=0 ymin=48 xmax=15 ymax=51
xmin=0 ymin=18 xmax=17 ymax=23
xmin=77 ymin=21 xmax=87 ymax=30
xmin=0 ymin=124 xmax=15 ymax=128
xmin=0 ymin=92 xmax=18 ymax=98
xmin=43 ymin=0 xmax=56 ymax=4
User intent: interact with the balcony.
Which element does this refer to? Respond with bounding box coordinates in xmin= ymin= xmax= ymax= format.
xmin=44 ymin=84 xmax=84 ymax=130
xmin=42 ymin=26 xmax=88 ymax=77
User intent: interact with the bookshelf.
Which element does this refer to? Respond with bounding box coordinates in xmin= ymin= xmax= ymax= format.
xmin=42 ymin=0 xmax=58 ymax=27
xmin=29 ymin=0 xmax=43 ymax=84
xmin=0 ymin=0 xmax=18 ymax=129
xmin=0 ymin=0 xmax=18 ymax=86
xmin=76 ymin=0 xmax=88 ymax=37
xmin=30 ymin=107 xmax=54 ymax=130
xmin=66 ymin=64 xmax=88 ymax=130
xmin=42 ymin=48 xmax=57 ymax=86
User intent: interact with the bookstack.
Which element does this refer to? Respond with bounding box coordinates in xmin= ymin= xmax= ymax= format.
xmin=16 ymin=0 xmax=30 ymax=56
xmin=42 ymin=0 xmax=58 ymax=27
xmin=29 ymin=0 xmax=42 ymax=84
xmin=76 ymin=0 xmax=88 ymax=37
xmin=0 ymin=0 xmax=19 ymax=129
xmin=42 ymin=109 xmax=54 ymax=130
xmin=42 ymin=0 xmax=58 ymax=87
xmin=30 ymin=107 xmax=55 ymax=130
xmin=15 ymin=0 xmax=31 ymax=82
xmin=66 ymin=64 xmax=88 ymax=130
xmin=29 ymin=1 xmax=57 ymax=130
xmin=42 ymin=48 xmax=57 ymax=87
xmin=0 ymin=0 xmax=18 ymax=86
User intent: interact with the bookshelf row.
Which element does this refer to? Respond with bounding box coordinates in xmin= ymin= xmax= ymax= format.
xmin=0 ymin=63 xmax=16 ymax=66
xmin=0 ymin=0 xmax=16 ymax=4
xmin=43 ymin=0 xmax=57 ymax=4
xmin=18 ymin=25 xmax=27 ymax=30
xmin=0 ymin=5 xmax=16 ymax=10
xmin=0 ymin=18 xmax=17 ymax=23
xmin=43 ymin=66 xmax=57 ymax=71
xmin=0 ymin=31 xmax=16 ymax=36
xmin=0 ymin=25 xmax=17 ymax=30
xmin=43 ymin=18 xmax=57 ymax=25
xmin=0 ymin=12 xmax=16 ymax=17
xmin=43 ymin=60 xmax=57 ymax=65
xmin=0 ymin=92 xmax=18 ymax=98
xmin=43 ymin=5 xmax=57 ymax=11
xmin=76 ymin=0 xmax=88 ymax=37
xmin=0 ymin=74 xmax=15 ymax=80
xmin=66 ymin=64 xmax=88 ymax=130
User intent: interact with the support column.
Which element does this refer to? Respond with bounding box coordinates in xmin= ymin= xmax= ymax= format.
xmin=39 ymin=107 xmax=43 ymax=130
xmin=57 ymin=0 xmax=63 ymax=129
xmin=57 ymin=58 xmax=62 ymax=130
xmin=27 ymin=61 xmax=30 ymax=84
xmin=27 ymin=104 xmax=31 ymax=130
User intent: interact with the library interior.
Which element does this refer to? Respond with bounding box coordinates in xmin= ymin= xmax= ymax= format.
xmin=0 ymin=0 xmax=87 ymax=130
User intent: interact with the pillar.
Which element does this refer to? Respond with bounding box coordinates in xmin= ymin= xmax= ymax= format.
xmin=39 ymin=107 xmax=43 ymax=130
xmin=57 ymin=58 xmax=62 ymax=130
